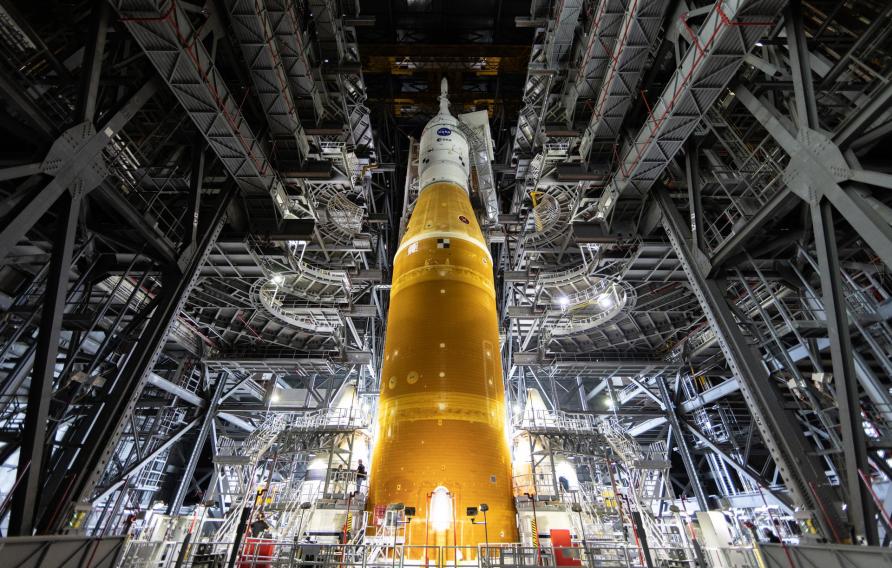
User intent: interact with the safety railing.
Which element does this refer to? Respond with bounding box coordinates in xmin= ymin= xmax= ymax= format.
xmin=535 ymin=263 xmax=591 ymax=288
xmin=512 ymin=472 xmax=560 ymax=499
xmin=258 ymin=282 xmax=344 ymax=335
xmin=699 ymin=122 xmax=789 ymax=257
xmin=104 ymin=129 xmax=189 ymax=249
xmin=120 ymin=541 xmax=699 ymax=568
xmin=513 ymin=408 xmax=603 ymax=434
xmin=282 ymin=407 xmax=373 ymax=431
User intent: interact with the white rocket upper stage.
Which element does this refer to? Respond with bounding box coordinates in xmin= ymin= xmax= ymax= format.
xmin=417 ymin=78 xmax=471 ymax=194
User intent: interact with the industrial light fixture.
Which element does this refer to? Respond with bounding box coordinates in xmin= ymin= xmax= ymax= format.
xmin=605 ymin=396 xmax=615 ymax=410
xmin=597 ymin=292 xmax=613 ymax=308
xmin=271 ymin=274 xmax=284 ymax=285
xmin=558 ymin=295 xmax=570 ymax=307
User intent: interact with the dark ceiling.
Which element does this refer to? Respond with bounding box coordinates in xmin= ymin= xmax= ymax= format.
xmin=357 ymin=0 xmax=533 ymax=135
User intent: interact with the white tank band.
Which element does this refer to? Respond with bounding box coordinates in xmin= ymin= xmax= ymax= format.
xmin=396 ymin=230 xmax=493 ymax=261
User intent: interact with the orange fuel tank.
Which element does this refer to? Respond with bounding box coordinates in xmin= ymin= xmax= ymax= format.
xmin=367 ymin=80 xmax=516 ymax=552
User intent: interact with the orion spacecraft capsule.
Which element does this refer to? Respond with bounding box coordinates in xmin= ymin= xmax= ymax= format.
xmin=367 ymin=79 xmax=517 ymax=550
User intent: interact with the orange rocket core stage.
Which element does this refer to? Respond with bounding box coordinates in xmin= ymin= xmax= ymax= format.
xmin=368 ymin=181 xmax=517 ymax=549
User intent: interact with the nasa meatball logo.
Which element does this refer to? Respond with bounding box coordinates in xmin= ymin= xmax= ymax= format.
xmin=458 ymin=215 xmax=470 ymax=224
xmin=437 ymin=127 xmax=452 ymax=136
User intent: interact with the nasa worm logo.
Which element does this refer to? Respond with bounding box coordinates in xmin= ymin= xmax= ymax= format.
xmin=437 ymin=127 xmax=452 ymax=136
xmin=458 ymin=215 xmax=470 ymax=224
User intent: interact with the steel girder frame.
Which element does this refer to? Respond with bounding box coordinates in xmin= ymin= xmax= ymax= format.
xmin=734 ymin=86 xmax=892 ymax=272
xmin=265 ymin=0 xmax=324 ymax=120
xmin=109 ymin=0 xmax=301 ymax=220
xmin=546 ymin=0 xmax=584 ymax=70
xmin=654 ymin=186 xmax=847 ymax=542
xmin=581 ymin=0 xmax=787 ymax=224
xmin=683 ymin=420 xmax=794 ymax=513
xmin=513 ymin=0 xmax=582 ymax=157
xmin=309 ymin=0 xmax=374 ymax=153
xmin=656 ymin=374 xmax=707 ymax=511
xmin=225 ymin=0 xmax=310 ymax=159
xmin=89 ymin=417 xmax=201 ymax=506
xmin=562 ymin=0 xmax=626 ymax=122
xmin=578 ymin=0 xmax=669 ymax=157
xmin=0 ymin=79 xmax=176 ymax=535
xmin=305 ymin=0 xmax=375 ymax=240
xmin=811 ymin=200 xmax=878 ymax=544
xmin=36 ymin=184 xmax=237 ymax=533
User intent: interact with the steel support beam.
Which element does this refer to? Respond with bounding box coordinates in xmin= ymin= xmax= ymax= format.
xmin=90 ymin=418 xmax=201 ymax=504
xmin=684 ymin=138 xmax=705 ymax=252
xmin=581 ymin=0 xmax=786 ymax=223
xmin=7 ymin=193 xmax=82 ymax=536
xmin=168 ymin=371 xmax=228 ymax=516
xmin=708 ymin=187 xmax=797 ymax=272
xmin=0 ymin=80 xmax=159 ymax=262
xmin=75 ymin=1 xmax=110 ymax=124
xmin=225 ymin=0 xmax=310 ymax=158
xmin=182 ymin=137 xmax=206 ymax=257
xmin=654 ymin=186 xmax=845 ymax=541
xmin=658 ymin=374 xmax=707 ymax=510
xmin=684 ymin=421 xmax=793 ymax=513
xmin=579 ymin=0 xmax=668 ymax=156
xmin=265 ymin=0 xmax=323 ymax=118
xmin=822 ymin=187 xmax=892 ymax=271
xmin=737 ymin=87 xmax=892 ymax=271
xmin=562 ymin=0 xmax=625 ymax=119
xmin=785 ymin=0 xmax=818 ymax=130
xmin=810 ymin=199 xmax=878 ymax=544
xmin=0 ymin=163 xmax=42 ymax=182
xmin=93 ymin=181 xmax=178 ymax=265
xmin=0 ymin=68 xmax=56 ymax=139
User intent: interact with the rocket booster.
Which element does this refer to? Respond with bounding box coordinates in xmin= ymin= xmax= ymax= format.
xmin=368 ymin=80 xmax=516 ymax=548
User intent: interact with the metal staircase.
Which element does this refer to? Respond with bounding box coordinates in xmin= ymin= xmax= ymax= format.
xmin=599 ymin=418 xmax=677 ymax=556
xmin=366 ymin=507 xmax=408 ymax=564
xmin=213 ymin=413 xmax=287 ymax=540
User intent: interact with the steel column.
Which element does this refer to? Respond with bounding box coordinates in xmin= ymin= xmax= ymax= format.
xmin=75 ymin=1 xmax=110 ymax=124
xmin=8 ymin=192 xmax=82 ymax=536
xmin=810 ymin=199 xmax=878 ymax=544
xmin=785 ymin=0 xmax=818 ymax=130
xmin=182 ymin=137 xmax=206 ymax=255
xmin=684 ymin=139 xmax=704 ymax=252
